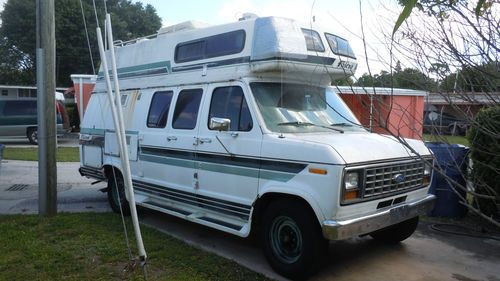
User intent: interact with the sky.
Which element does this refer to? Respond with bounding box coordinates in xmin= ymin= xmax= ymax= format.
xmin=0 ymin=0 xmax=403 ymax=77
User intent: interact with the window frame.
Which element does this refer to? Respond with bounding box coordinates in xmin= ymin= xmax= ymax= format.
xmin=174 ymin=30 xmax=246 ymax=63
xmin=324 ymin=33 xmax=356 ymax=59
xmin=146 ymin=90 xmax=174 ymax=129
xmin=301 ymin=28 xmax=325 ymax=52
xmin=207 ymin=86 xmax=253 ymax=132
xmin=172 ymin=88 xmax=203 ymax=130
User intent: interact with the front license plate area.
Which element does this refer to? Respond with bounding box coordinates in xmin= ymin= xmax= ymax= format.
xmin=390 ymin=205 xmax=410 ymax=222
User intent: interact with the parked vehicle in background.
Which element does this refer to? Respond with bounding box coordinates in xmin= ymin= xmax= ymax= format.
xmin=423 ymin=110 xmax=469 ymax=135
xmin=0 ymin=96 xmax=71 ymax=144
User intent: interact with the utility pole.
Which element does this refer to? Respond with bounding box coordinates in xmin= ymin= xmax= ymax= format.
xmin=36 ymin=0 xmax=57 ymax=216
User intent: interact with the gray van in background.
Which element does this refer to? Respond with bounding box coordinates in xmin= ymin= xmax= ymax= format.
xmin=0 ymin=99 xmax=71 ymax=144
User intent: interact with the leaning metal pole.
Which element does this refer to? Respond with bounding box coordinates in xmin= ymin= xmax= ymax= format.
xmin=36 ymin=0 xmax=57 ymax=216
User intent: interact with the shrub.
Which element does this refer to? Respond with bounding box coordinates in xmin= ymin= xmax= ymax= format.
xmin=467 ymin=106 xmax=500 ymax=219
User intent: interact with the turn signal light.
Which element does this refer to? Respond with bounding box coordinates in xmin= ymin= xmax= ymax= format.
xmin=344 ymin=190 xmax=359 ymax=200
xmin=309 ymin=168 xmax=327 ymax=175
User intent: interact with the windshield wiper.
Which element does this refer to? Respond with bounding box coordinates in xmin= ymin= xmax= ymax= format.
xmin=277 ymin=121 xmax=344 ymax=133
xmin=330 ymin=122 xmax=354 ymax=127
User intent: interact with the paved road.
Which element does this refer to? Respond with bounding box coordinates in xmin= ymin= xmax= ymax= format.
xmin=0 ymin=133 xmax=79 ymax=148
xmin=1 ymin=159 xmax=499 ymax=281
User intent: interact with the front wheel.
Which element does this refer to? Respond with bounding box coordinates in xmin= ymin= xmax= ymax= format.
xmin=261 ymin=199 xmax=328 ymax=280
xmin=369 ymin=216 xmax=419 ymax=243
xmin=107 ymin=173 xmax=130 ymax=215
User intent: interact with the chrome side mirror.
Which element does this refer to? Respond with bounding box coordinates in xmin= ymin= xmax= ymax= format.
xmin=209 ymin=117 xmax=231 ymax=131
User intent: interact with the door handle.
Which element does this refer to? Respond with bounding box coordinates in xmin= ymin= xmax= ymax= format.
xmin=167 ymin=136 xmax=177 ymax=141
xmin=199 ymin=138 xmax=212 ymax=144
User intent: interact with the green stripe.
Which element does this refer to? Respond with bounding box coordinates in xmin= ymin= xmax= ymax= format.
xmin=80 ymin=128 xmax=139 ymax=135
xmin=98 ymin=61 xmax=171 ymax=76
xmin=140 ymin=152 xmax=296 ymax=182
xmin=140 ymin=154 xmax=194 ymax=169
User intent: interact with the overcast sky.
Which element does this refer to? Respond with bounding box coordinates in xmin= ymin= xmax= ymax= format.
xmin=0 ymin=0 xmax=403 ymax=76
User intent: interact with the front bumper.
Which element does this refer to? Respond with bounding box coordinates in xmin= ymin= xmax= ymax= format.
xmin=322 ymin=194 xmax=435 ymax=240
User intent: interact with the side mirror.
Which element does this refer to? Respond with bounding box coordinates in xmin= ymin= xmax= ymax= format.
xmin=209 ymin=117 xmax=231 ymax=131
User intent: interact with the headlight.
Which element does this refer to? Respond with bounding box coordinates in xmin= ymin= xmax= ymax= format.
xmin=345 ymin=171 xmax=359 ymax=190
xmin=423 ymin=159 xmax=433 ymax=185
xmin=343 ymin=170 xmax=362 ymax=202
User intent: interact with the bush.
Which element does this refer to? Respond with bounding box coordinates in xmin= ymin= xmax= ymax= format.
xmin=467 ymin=106 xmax=500 ymax=219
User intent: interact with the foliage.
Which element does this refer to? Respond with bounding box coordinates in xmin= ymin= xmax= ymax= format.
xmin=0 ymin=0 xmax=161 ymax=86
xmin=439 ymin=62 xmax=500 ymax=92
xmin=355 ymin=66 xmax=436 ymax=90
xmin=3 ymin=147 xmax=79 ymax=162
xmin=65 ymin=103 xmax=80 ymax=130
xmin=423 ymin=134 xmax=469 ymax=146
xmin=395 ymin=0 xmax=495 ymax=33
xmin=0 ymin=213 xmax=270 ymax=280
xmin=467 ymin=106 xmax=500 ymax=218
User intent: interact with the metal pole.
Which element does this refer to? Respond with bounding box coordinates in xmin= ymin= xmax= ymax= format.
xmin=37 ymin=0 xmax=57 ymax=216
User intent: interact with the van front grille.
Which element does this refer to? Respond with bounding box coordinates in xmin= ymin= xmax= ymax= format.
xmin=363 ymin=160 xmax=424 ymax=198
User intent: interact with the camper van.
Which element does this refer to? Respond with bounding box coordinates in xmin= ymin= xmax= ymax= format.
xmin=79 ymin=16 xmax=435 ymax=278
xmin=0 ymin=93 xmax=71 ymax=144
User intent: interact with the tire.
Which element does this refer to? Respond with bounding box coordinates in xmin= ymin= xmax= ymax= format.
xmin=27 ymin=127 xmax=38 ymax=145
xmin=107 ymin=172 xmax=130 ymax=215
xmin=369 ymin=216 xmax=419 ymax=243
xmin=261 ymin=199 xmax=328 ymax=280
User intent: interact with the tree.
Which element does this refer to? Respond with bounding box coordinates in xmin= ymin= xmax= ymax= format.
xmin=355 ymin=68 xmax=436 ymax=90
xmin=0 ymin=0 xmax=161 ymax=86
xmin=388 ymin=1 xmax=499 ymax=226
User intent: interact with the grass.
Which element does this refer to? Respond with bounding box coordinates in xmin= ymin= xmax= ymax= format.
xmin=0 ymin=213 xmax=269 ymax=281
xmin=422 ymin=134 xmax=469 ymax=146
xmin=2 ymin=147 xmax=79 ymax=162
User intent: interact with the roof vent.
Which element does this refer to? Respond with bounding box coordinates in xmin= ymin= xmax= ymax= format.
xmin=239 ymin=13 xmax=258 ymax=21
xmin=157 ymin=21 xmax=210 ymax=35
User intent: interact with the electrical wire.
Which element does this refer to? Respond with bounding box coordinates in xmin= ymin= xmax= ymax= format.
xmin=79 ymin=0 xmax=95 ymax=74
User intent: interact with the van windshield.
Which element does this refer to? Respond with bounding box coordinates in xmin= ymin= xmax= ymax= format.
xmin=250 ymin=82 xmax=364 ymax=133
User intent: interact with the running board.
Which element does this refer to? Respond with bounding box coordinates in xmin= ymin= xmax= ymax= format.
xmin=138 ymin=199 xmax=249 ymax=237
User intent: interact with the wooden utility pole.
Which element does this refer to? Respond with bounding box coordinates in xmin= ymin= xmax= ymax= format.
xmin=36 ymin=0 xmax=57 ymax=216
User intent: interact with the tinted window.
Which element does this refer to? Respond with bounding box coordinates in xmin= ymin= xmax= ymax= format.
xmin=325 ymin=33 xmax=356 ymax=58
xmin=175 ymin=30 xmax=245 ymax=63
xmin=147 ymin=91 xmax=173 ymax=128
xmin=2 ymin=100 xmax=37 ymax=116
xmin=302 ymin=28 xmax=325 ymax=52
xmin=172 ymin=89 xmax=203 ymax=129
xmin=208 ymin=86 xmax=253 ymax=131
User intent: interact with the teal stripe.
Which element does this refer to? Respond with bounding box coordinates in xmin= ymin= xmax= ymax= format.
xmin=197 ymin=162 xmax=260 ymax=178
xmin=140 ymin=153 xmax=194 ymax=169
xmin=98 ymin=61 xmax=171 ymax=76
xmin=139 ymin=152 xmax=296 ymax=182
xmin=80 ymin=128 xmax=139 ymax=135
xmin=80 ymin=128 xmax=105 ymax=135
xmin=259 ymin=170 xmax=296 ymax=182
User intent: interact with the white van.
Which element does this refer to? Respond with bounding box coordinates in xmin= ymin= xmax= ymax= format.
xmin=79 ymin=16 xmax=434 ymax=278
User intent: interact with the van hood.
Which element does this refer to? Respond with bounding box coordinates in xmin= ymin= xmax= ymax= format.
xmin=286 ymin=132 xmax=431 ymax=164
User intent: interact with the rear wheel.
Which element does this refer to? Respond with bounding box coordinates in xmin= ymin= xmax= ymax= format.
xmin=261 ymin=199 xmax=328 ymax=280
xmin=27 ymin=127 xmax=38 ymax=145
xmin=369 ymin=216 xmax=419 ymax=243
xmin=107 ymin=172 xmax=130 ymax=215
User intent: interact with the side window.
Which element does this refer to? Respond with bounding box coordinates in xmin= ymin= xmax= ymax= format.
xmin=302 ymin=28 xmax=325 ymax=52
xmin=208 ymin=86 xmax=253 ymax=131
xmin=147 ymin=91 xmax=173 ymax=128
xmin=172 ymin=89 xmax=203 ymax=130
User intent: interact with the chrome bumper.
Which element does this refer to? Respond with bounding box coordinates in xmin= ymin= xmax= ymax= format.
xmin=322 ymin=194 xmax=436 ymax=240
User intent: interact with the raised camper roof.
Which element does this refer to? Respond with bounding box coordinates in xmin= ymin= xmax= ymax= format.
xmin=97 ymin=16 xmax=358 ymax=90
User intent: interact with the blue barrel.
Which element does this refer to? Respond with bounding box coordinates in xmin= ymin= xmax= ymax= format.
xmin=425 ymin=142 xmax=469 ymax=218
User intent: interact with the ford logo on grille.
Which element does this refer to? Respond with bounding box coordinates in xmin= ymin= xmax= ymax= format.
xmin=392 ymin=173 xmax=406 ymax=183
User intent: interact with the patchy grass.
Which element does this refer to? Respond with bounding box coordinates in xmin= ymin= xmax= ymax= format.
xmin=2 ymin=147 xmax=79 ymax=162
xmin=423 ymin=134 xmax=469 ymax=146
xmin=0 ymin=213 xmax=269 ymax=281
